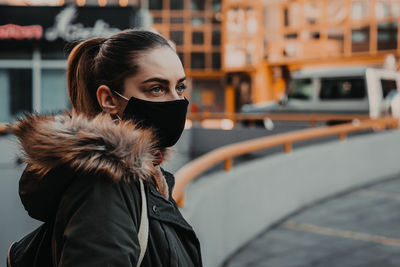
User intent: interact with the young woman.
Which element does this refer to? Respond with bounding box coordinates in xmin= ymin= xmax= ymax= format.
xmin=15 ymin=30 xmax=202 ymax=266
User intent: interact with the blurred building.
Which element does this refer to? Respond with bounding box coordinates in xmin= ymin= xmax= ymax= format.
xmin=0 ymin=0 xmax=399 ymax=122
xmin=0 ymin=5 xmax=140 ymax=122
xmin=148 ymin=0 xmax=224 ymax=114
xmin=223 ymin=0 xmax=400 ymax=111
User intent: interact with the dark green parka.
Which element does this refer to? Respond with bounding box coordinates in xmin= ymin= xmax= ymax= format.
xmin=15 ymin=113 xmax=202 ymax=267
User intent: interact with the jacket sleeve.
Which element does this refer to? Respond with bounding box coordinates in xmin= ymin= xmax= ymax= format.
xmin=56 ymin=174 xmax=142 ymax=267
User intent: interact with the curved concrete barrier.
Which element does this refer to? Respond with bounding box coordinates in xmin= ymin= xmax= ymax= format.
xmin=180 ymin=130 xmax=400 ymax=267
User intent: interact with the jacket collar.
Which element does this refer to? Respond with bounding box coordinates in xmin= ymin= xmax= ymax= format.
xmin=14 ymin=112 xmax=171 ymax=198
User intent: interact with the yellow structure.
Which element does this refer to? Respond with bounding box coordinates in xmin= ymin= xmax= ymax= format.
xmin=222 ymin=0 xmax=400 ymax=109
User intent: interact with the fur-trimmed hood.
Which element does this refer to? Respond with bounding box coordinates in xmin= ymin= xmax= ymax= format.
xmin=14 ymin=112 xmax=170 ymax=199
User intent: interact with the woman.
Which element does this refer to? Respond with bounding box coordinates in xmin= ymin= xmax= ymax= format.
xmin=15 ymin=30 xmax=202 ymax=266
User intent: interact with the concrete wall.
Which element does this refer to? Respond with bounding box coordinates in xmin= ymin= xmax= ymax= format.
xmin=180 ymin=130 xmax=400 ymax=267
xmin=189 ymin=123 xmax=311 ymax=157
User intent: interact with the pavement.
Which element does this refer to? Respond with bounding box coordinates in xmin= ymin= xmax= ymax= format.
xmin=224 ymin=175 xmax=400 ymax=267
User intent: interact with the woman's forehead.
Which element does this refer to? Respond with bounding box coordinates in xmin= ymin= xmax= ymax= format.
xmin=135 ymin=46 xmax=185 ymax=81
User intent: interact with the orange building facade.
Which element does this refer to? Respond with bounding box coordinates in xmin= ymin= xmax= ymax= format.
xmin=222 ymin=0 xmax=400 ymax=112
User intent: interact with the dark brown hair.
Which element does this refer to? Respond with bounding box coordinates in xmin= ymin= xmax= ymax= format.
xmin=67 ymin=30 xmax=172 ymax=117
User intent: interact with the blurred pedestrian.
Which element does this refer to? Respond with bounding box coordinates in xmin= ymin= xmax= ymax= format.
xmin=14 ymin=30 xmax=202 ymax=266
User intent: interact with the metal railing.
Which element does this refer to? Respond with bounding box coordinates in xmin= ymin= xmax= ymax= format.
xmin=0 ymin=124 xmax=10 ymax=135
xmin=172 ymin=117 xmax=399 ymax=207
xmin=187 ymin=112 xmax=370 ymax=127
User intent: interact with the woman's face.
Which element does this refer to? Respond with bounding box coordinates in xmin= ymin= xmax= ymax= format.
xmin=122 ymin=46 xmax=187 ymax=102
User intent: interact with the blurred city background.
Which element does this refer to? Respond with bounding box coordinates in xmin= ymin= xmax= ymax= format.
xmin=2 ymin=0 xmax=400 ymax=266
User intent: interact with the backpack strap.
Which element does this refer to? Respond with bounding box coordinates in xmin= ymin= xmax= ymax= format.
xmin=137 ymin=179 xmax=148 ymax=267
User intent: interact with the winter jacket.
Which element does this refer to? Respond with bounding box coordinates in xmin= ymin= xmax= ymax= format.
xmin=14 ymin=113 xmax=202 ymax=267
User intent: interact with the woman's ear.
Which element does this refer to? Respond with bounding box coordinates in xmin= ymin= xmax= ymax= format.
xmin=96 ymin=85 xmax=119 ymax=115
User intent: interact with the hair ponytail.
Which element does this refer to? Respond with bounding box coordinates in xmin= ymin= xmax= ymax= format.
xmin=67 ymin=37 xmax=105 ymax=117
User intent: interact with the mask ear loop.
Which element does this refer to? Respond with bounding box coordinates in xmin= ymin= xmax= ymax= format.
xmin=113 ymin=90 xmax=130 ymax=101
xmin=111 ymin=90 xmax=128 ymax=122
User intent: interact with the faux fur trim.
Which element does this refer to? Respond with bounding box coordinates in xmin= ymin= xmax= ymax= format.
xmin=14 ymin=112 xmax=170 ymax=199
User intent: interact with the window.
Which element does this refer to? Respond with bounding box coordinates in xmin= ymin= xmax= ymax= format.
xmin=288 ymin=79 xmax=313 ymax=100
xmin=284 ymin=33 xmax=298 ymax=39
xmin=191 ymin=53 xmax=205 ymax=69
xmin=149 ymin=0 xmax=162 ymax=10
xmin=378 ymin=22 xmax=398 ymax=51
xmin=320 ymin=77 xmax=366 ymax=100
xmin=352 ymin=26 xmax=370 ymax=52
xmin=191 ymin=17 xmax=205 ymax=25
xmin=212 ymin=30 xmax=221 ymax=46
xmin=191 ymin=0 xmax=205 ymax=10
xmin=212 ymin=0 xmax=221 ymax=11
xmin=170 ymin=17 xmax=184 ymax=24
xmin=212 ymin=52 xmax=221 ymax=69
xmin=192 ymin=32 xmax=204 ymax=45
xmin=153 ymin=16 xmax=162 ymax=24
xmin=177 ymin=52 xmax=184 ymax=66
xmin=170 ymin=0 xmax=183 ymax=10
xmin=0 ymin=69 xmax=32 ymax=122
xmin=41 ymin=69 xmax=69 ymax=114
xmin=381 ymin=79 xmax=397 ymax=98
xmin=170 ymin=31 xmax=184 ymax=46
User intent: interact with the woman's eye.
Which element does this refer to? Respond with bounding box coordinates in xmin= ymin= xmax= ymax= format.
xmin=150 ymin=86 xmax=164 ymax=94
xmin=176 ymin=84 xmax=187 ymax=94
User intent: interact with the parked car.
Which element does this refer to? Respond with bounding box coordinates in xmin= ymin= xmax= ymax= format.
xmin=241 ymin=66 xmax=400 ymax=122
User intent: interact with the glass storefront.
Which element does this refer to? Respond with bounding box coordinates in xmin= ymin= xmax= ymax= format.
xmin=0 ymin=5 xmax=137 ymax=123
xmin=0 ymin=62 xmax=68 ymax=123
xmin=0 ymin=69 xmax=33 ymax=123
xmin=41 ymin=69 xmax=69 ymax=114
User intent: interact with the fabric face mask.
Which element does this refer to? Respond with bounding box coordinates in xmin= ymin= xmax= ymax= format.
xmin=114 ymin=91 xmax=189 ymax=148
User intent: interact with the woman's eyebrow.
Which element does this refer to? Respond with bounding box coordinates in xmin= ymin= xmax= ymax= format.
xmin=142 ymin=76 xmax=186 ymax=84
xmin=142 ymin=77 xmax=169 ymax=85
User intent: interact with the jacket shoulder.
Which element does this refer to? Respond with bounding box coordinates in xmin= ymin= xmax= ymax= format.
xmin=53 ymin=172 xmax=143 ymax=266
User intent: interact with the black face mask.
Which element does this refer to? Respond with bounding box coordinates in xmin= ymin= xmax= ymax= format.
xmin=114 ymin=91 xmax=189 ymax=148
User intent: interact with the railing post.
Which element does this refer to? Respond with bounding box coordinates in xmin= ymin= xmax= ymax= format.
xmin=224 ymin=158 xmax=233 ymax=171
xmin=338 ymin=132 xmax=346 ymax=140
xmin=284 ymin=142 xmax=292 ymax=153
xmin=177 ymin=192 xmax=185 ymax=208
